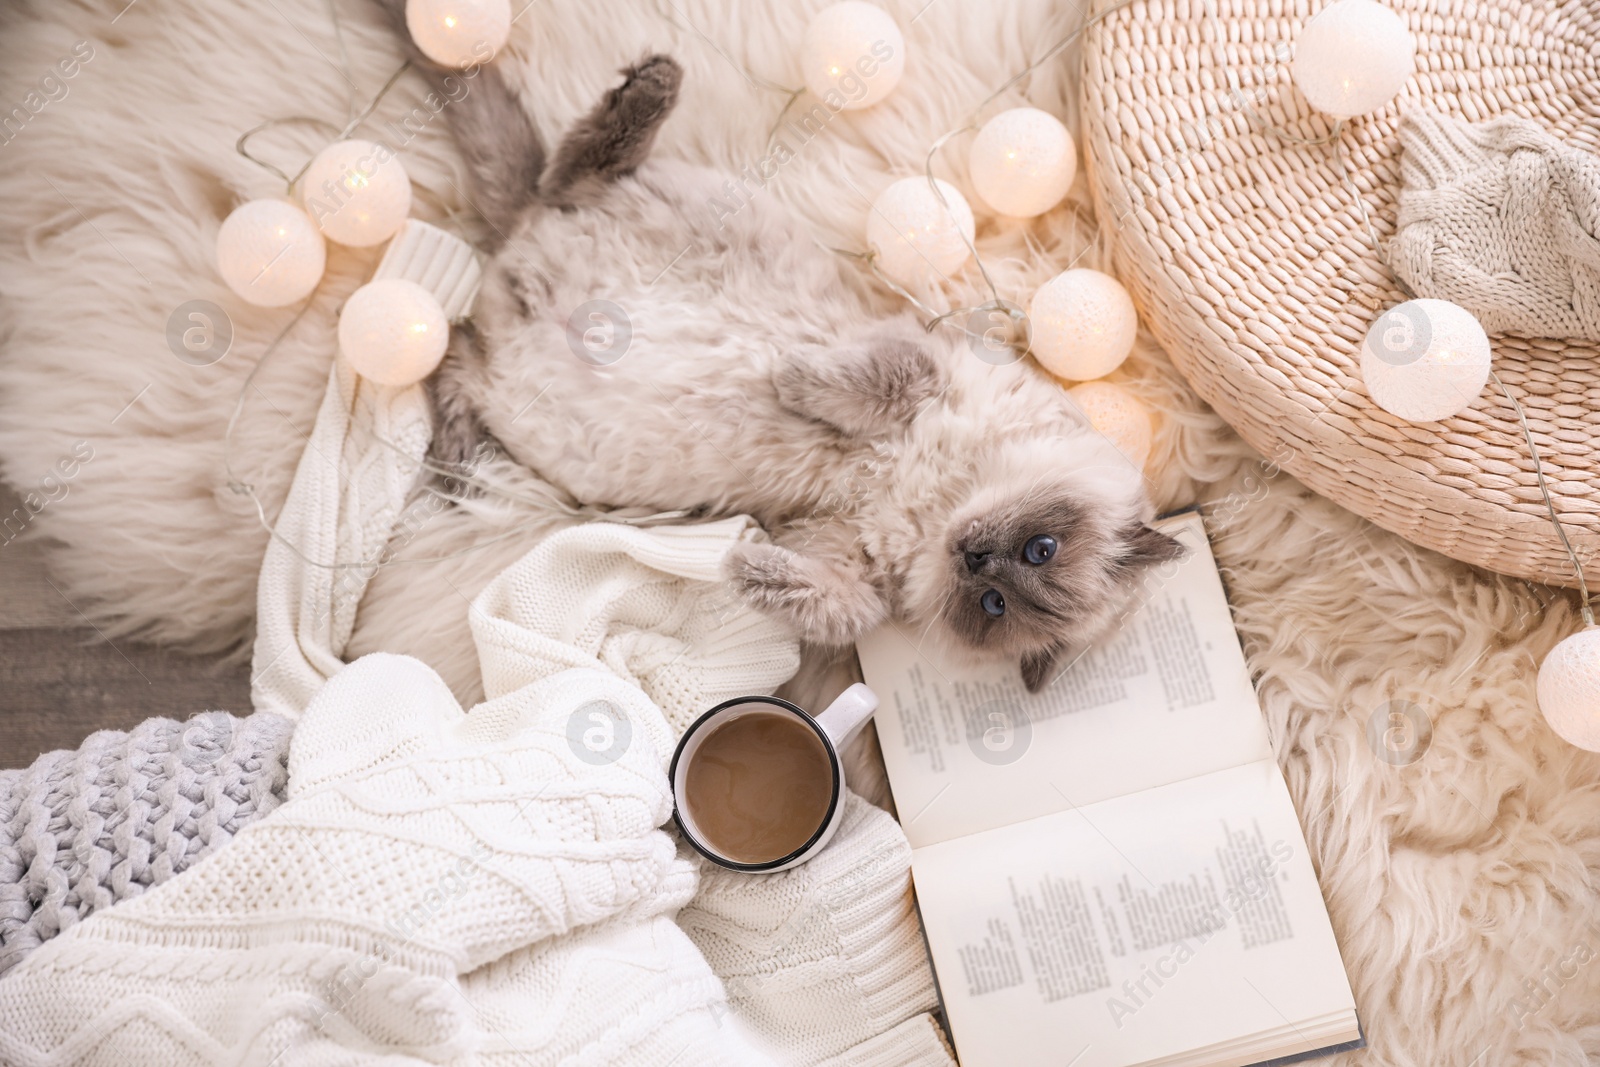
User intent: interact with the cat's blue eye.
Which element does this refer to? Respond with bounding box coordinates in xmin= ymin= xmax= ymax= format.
xmin=981 ymin=589 xmax=1006 ymax=617
xmin=1023 ymin=535 xmax=1057 ymax=565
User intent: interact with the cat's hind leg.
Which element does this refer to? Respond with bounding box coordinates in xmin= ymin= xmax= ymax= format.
xmin=541 ymin=55 xmax=683 ymax=207
xmin=725 ymin=541 xmax=887 ymax=646
xmin=775 ymin=336 xmax=947 ymax=438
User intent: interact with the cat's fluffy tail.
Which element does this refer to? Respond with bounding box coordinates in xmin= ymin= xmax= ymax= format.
xmin=368 ymin=0 xmax=544 ymax=244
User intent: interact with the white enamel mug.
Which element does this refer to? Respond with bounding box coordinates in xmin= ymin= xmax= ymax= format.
xmin=669 ymin=683 xmax=879 ymax=873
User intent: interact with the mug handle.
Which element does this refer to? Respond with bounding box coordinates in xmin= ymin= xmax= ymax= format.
xmin=814 ymin=683 xmax=879 ymax=750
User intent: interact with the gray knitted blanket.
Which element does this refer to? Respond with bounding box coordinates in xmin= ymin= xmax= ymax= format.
xmin=0 ymin=710 xmax=293 ymax=976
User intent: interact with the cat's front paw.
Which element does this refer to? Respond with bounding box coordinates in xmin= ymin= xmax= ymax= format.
xmin=775 ymin=336 xmax=947 ymax=438
xmin=725 ymin=541 xmax=886 ymax=646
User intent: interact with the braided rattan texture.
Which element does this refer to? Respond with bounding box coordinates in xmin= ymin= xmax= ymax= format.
xmin=1081 ymin=0 xmax=1600 ymax=587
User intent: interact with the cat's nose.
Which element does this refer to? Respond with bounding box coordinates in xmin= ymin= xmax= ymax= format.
xmin=964 ymin=550 xmax=990 ymax=574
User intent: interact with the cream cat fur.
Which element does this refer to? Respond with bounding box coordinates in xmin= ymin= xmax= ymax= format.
xmin=374 ymin=17 xmax=1181 ymax=689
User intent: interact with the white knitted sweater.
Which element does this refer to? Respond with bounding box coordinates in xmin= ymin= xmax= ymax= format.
xmin=0 ymin=224 xmax=953 ymax=1066
xmin=0 ymin=518 xmax=953 ymax=1066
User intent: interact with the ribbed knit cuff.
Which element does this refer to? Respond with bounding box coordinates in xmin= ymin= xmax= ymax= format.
xmin=1397 ymin=110 xmax=1486 ymax=190
xmin=1397 ymin=109 xmax=1558 ymax=191
xmin=819 ymin=1014 xmax=956 ymax=1067
xmin=677 ymin=791 xmax=941 ymax=1066
xmin=613 ymin=519 xmax=803 ymax=735
xmin=804 ymin=795 xmax=938 ymax=1031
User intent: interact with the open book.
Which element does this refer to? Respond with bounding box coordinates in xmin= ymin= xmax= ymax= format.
xmin=855 ymin=511 xmax=1360 ymax=1067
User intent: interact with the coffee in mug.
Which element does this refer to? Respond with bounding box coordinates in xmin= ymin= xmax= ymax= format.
xmin=670 ymin=684 xmax=878 ymax=872
xmin=682 ymin=709 xmax=834 ymax=864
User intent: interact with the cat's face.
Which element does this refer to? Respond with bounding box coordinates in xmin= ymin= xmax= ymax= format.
xmin=929 ymin=462 xmax=1184 ymax=692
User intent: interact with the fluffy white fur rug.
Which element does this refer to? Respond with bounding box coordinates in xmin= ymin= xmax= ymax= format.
xmin=1 ymin=0 xmax=1598 ymax=1062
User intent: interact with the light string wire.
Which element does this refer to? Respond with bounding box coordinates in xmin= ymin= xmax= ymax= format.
xmin=234 ymin=0 xmax=416 ymax=197
xmin=235 ymin=60 xmax=413 ymax=195
xmin=220 ymin=0 xmax=1140 ymax=575
xmin=223 ymin=3 xmax=697 ymax=575
xmin=222 ymin=0 xmax=1594 ymax=612
xmin=819 ymin=0 xmax=1138 ymax=347
xmin=725 ymin=0 xmax=1136 ymax=350
xmin=1492 ymin=369 xmax=1595 ymax=626
xmin=913 ymin=0 xmax=1136 ymax=341
xmin=1196 ymin=0 xmax=1595 ymax=623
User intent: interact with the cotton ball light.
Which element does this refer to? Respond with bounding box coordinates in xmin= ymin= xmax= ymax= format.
xmin=338 ymin=279 xmax=449 ymax=386
xmin=1292 ymin=0 xmax=1415 ymax=119
xmin=1066 ymin=381 xmax=1153 ymax=470
xmin=1028 ymin=268 xmax=1138 ymax=381
xmin=866 ymin=177 xmax=975 ymax=287
xmin=1537 ymin=628 xmax=1600 ymax=752
xmin=300 ymin=140 xmax=412 ymax=248
xmin=216 ymin=199 xmax=326 ymax=308
xmin=1360 ymin=298 xmax=1491 ymax=422
xmin=800 ymin=1 xmax=905 ymax=110
xmin=968 ymin=108 xmax=1077 ymax=218
xmin=405 ymin=0 xmax=510 ymax=68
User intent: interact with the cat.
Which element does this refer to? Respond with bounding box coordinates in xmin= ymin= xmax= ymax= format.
xmin=372 ymin=8 xmax=1183 ymax=691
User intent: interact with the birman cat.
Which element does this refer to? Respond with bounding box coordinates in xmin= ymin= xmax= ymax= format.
xmin=374 ymin=7 xmax=1182 ymax=690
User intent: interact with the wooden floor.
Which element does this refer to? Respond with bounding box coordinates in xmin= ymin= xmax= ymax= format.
xmin=0 ymin=484 xmax=251 ymax=770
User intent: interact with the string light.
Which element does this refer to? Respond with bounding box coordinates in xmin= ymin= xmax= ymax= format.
xmin=215 ymin=0 xmax=700 ymax=583
xmin=405 ymin=0 xmax=511 ymax=68
xmin=337 ymin=279 xmax=450 ymax=386
xmin=1029 ymin=268 xmax=1138 ymax=381
xmin=216 ymin=200 xmax=327 ymax=308
xmin=1291 ymin=0 xmax=1415 ymax=120
xmin=968 ymin=107 xmax=1077 ymax=218
xmin=1498 ymin=368 xmax=1600 ymax=753
xmin=1065 ymin=381 xmax=1153 ymax=470
xmin=1273 ymin=0 xmax=1598 ymax=750
xmin=799 ymin=2 xmax=905 ymax=110
xmin=866 ymin=177 xmax=975 ymax=288
xmin=1360 ymin=298 xmax=1491 ymax=422
xmin=1537 ymin=623 xmax=1600 ymax=752
xmin=664 ymin=0 xmax=1138 ymax=366
xmin=300 ymin=139 xmax=413 ymax=247
xmin=884 ymin=0 xmax=1137 ymax=362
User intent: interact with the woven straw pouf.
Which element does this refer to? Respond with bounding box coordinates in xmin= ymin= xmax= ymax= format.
xmin=1081 ymin=0 xmax=1600 ymax=588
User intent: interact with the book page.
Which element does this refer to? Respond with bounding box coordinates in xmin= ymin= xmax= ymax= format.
xmin=911 ymin=760 xmax=1358 ymax=1067
xmin=857 ymin=512 xmax=1272 ymax=849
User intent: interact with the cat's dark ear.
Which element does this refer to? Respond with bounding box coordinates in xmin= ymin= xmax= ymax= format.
xmin=1021 ymin=643 xmax=1069 ymax=692
xmin=1116 ymin=523 xmax=1186 ymax=571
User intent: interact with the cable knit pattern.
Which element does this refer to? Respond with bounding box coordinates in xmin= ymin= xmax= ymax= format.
xmin=0 ymin=520 xmax=951 ymax=1066
xmin=0 ymin=223 xmax=949 ymax=1064
xmin=1392 ymin=108 xmax=1600 ymax=340
xmin=251 ymin=222 xmax=452 ymax=719
xmin=679 ymin=793 xmax=953 ymax=1065
xmin=0 ymin=710 xmax=292 ymax=977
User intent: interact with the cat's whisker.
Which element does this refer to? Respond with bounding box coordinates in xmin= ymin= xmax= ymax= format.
xmin=918 ymin=583 xmax=957 ymax=647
